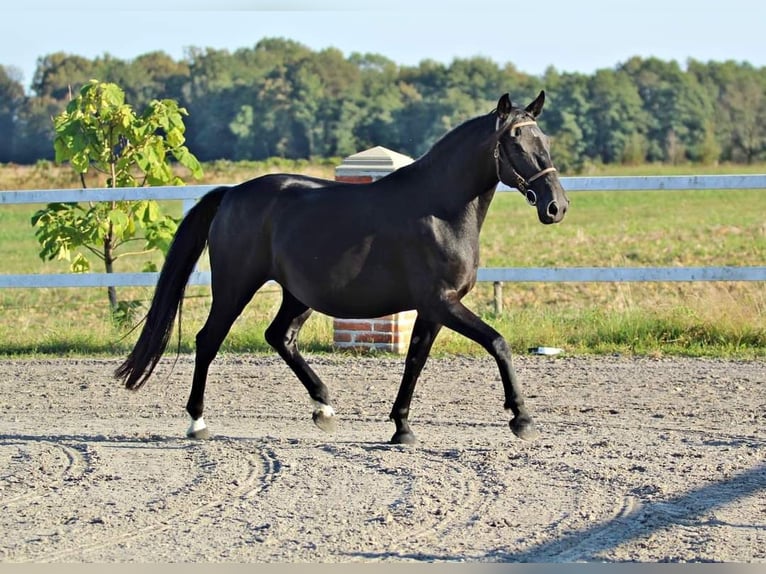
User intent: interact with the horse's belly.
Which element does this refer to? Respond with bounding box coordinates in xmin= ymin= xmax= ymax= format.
xmin=312 ymin=293 xmax=410 ymax=320
xmin=279 ymin=262 xmax=412 ymax=319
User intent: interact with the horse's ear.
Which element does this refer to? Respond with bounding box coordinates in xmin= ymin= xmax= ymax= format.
xmin=497 ymin=93 xmax=513 ymax=122
xmin=525 ymin=90 xmax=546 ymax=117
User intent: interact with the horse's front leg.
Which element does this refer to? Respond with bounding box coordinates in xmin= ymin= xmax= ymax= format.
xmin=437 ymin=294 xmax=539 ymax=441
xmin=389 ymin=317 xmax=442 ymax=445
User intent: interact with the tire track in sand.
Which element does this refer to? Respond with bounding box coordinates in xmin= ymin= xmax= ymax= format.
xmin=22 ymin=437 xmax=284 ymax=562
xmin=318 ymin=442 xmax=494 ymax=557
xmin=0 ymin=438 xmax=91 ymax=508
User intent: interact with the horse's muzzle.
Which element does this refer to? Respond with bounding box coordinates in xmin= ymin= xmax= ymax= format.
xmin=539 ymin=199 xmax=568 ymax=224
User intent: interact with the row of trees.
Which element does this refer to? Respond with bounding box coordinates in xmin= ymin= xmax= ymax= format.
xmin=2 ymin=38 xmax=766 ymax=171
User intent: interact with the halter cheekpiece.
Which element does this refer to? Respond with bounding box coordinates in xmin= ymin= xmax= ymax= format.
xmin=494 ymin=118 xmax=557 ymax=206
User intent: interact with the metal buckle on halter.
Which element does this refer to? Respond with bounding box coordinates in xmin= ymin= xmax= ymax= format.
xmin=522 ymin=186 xmax=537 ymax=206
xmin=509 ymin=166 xmax=538 ymax=206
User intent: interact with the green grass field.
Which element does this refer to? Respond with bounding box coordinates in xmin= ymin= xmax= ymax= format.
xmin=1 ymin=162 xmax=764 ymax=358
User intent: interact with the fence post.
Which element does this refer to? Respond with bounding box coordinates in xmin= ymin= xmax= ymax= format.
xmin=493 ymin=281 xmax=503 ymax=314
xmin=332 ymin=146 xmax=415 ymax=353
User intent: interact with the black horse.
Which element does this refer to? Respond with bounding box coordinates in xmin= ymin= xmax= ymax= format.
xmin=116 ymin=91 xmax=569 ymax=444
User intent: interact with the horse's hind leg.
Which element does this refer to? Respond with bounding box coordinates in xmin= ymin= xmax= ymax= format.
xmin=389 ymin=316 xmax=442 ymax=445
xmin=264 ymin=290 xmax=336 ymax=433
xmin=186 ymin=280 xmax=263 ymax=439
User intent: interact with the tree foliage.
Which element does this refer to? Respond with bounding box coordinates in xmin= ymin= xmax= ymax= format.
xmin=3 ymin=42 xmax=766 ymax=168
xmin=31 ymin=80 xmax=203 ymax=315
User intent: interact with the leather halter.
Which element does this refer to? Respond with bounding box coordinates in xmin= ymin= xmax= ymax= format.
xmin=494 ymin=118 xmax=558 ymax=205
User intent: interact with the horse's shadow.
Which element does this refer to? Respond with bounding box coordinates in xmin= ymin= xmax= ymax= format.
xmin=0 ymin=431 xmax=403 ymax=450
xmin=0 ymin=432 xmax=189 ymax=449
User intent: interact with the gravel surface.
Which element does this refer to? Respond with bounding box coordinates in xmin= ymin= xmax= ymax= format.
xmin=1 ymin=354 xmax=764 ymax=563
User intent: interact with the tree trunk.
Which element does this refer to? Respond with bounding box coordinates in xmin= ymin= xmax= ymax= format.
xmin=104 ymin=221 xmax=117 ymax=312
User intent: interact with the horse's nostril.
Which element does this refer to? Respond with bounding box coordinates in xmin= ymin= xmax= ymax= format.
xmin=547 ymin=201 xmax=559 ymax=217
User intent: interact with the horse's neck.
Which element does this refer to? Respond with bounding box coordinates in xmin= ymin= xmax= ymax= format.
xmin=413 ymin=118 xmax=498 ymax=224
xmin=454 ymin=186 xmax=497 ymax=235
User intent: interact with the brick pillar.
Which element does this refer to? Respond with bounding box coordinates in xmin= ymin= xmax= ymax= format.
xmin=333 ymin=146 xmax=415 ymax=354
xmin=333 ymin=312 xmax=418 ymax=354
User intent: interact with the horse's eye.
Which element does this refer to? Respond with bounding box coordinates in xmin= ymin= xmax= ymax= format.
xmin=513 ymin=128 xmax=522 ymax=138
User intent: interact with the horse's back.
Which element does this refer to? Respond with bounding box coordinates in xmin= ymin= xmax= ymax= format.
xmin=210 ymin=173 xmax=334 ymax=233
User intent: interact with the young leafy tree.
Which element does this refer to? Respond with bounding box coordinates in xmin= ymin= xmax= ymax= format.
xmin=31 ymin=80 xmax=203 ymax=316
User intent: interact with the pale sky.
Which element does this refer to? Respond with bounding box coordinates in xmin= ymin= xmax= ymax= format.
xmin=2 ymin=0 xmax=764 ymax=93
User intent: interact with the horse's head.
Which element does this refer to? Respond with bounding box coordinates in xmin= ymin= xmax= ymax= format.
xmin=494 ymin=91 xmax=569 ymax=224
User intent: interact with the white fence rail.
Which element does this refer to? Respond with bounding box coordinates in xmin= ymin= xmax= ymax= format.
xmin=1 ymin=175 xmax=765 ymax=289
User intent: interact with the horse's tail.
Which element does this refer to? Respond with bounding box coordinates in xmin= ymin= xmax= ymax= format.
xmin=115 ymin=186 xmax=229 ymax=390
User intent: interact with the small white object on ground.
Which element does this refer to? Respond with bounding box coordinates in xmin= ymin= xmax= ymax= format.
xmin=529 ymin=346 xmax=564 ymax=355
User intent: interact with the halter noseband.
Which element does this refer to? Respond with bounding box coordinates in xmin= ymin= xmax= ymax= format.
xmin=494 ymin=118 xmax=558 ymax=206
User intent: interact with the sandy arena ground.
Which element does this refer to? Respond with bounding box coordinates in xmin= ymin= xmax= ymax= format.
xmin=0 ymin=353 xmax=764 ymax=563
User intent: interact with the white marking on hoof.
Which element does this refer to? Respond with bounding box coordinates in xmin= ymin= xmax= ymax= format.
xmin=187 ymin=416 xmax=208 ymax=438
xmin=312 ymin=401 xmax=337 ymax=433
xmin=313 ymin=401 xmax=336 ymax=418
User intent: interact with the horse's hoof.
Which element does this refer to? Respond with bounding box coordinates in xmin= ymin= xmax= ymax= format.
xmin=186 ymin=417 xmax=210 ymax=440
xmin=312 ymin=407 xmax=338 ymax=433
xmin=390 ymin=430 xmax=418 ymax=445
xmin=510 ymin=415 xmax=540 ymax=441
xmin=187 ymin=427 xmax=211 ymax=440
